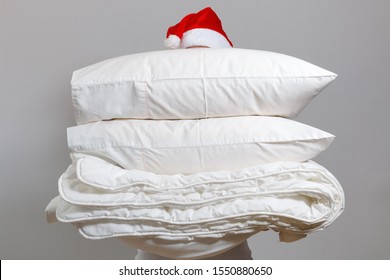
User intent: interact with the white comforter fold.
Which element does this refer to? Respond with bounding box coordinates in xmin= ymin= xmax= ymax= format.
xmin=47 ymin=156 xmax=344 ymax=242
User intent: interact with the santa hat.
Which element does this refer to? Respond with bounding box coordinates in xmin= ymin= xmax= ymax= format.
xmin=165 ymin=7 xmax=233 ymax=49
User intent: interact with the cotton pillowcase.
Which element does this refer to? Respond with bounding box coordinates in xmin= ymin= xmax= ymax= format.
xmin=71 ymin=48 xmax=337 ymax=124
xmin=67 ymin=116 xmax=334 ymax=174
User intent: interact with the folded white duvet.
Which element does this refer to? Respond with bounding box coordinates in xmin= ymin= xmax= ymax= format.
xmin=46 ymin=155 xmax=344 ymax=259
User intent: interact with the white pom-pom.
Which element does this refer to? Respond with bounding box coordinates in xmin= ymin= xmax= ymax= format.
xmin=164 ymin=35 xmax=181 ymax=49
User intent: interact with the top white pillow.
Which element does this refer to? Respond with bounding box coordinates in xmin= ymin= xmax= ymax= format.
xmin=72 ymin=48 xmax=336 ymax=124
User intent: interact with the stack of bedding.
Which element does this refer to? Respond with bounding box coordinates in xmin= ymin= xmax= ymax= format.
xmin=46 ymin=48 xmax=344 ymax=259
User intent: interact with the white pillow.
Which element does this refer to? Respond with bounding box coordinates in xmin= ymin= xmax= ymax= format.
xmin=72 ymin=48 xmax=337 ymax=124
xmin=67 ymin=116 xmax=334 ymax=174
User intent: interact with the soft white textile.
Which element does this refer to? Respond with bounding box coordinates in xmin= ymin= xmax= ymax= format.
xmin=71 ymin=48 xmax=337 ymax=124
xmin=46 ymin=156 xmax=344 ymax=259
xmin=134 ymin=240 xmax=253 ymax=260
xmin=67 ymin=116 xmax=334 ymax=174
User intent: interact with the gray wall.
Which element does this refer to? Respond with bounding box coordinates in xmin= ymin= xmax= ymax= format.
xmin=1 ymin=0 xmax=389 ymax=259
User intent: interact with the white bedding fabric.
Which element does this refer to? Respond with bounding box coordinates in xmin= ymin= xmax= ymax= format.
xmin=67 ymin=116 xmax=334 ymax=174
xmin=71 ymin=48 xmax=337 ymax=124
xmin=46 ymin=155 xmax=344 ymax=259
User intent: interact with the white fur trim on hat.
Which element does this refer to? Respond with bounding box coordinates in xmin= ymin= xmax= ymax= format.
xmin=181 ymin=28 xmax=232 ymax=49
xmin=164 ymin=34 xmax=181 ymax=49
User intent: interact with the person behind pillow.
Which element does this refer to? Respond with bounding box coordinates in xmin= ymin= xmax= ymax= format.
xmin=143 ymin=7 xmax=252 ymax=261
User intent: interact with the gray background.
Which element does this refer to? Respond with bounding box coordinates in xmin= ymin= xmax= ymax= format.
xmin=1 ymin=0 xmax=389 ymax=259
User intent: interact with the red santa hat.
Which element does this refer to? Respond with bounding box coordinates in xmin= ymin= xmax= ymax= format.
xmin=165 ymin=7 xmax=233 ymax=49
